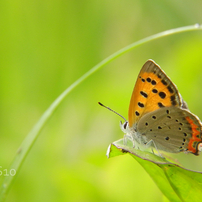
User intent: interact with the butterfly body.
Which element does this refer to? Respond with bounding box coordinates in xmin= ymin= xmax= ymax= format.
xmin=121 ymin=60 xmax=202 ymax=155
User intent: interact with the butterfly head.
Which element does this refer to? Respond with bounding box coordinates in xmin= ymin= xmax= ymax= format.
xmin=120 ymin=120 xmax=129 ymax=133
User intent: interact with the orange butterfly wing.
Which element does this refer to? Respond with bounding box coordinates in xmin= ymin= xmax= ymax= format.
xmin=128 ymin=59 xmax=186 ymax=127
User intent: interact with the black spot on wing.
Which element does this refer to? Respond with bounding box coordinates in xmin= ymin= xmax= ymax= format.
xmin=159 ymin=92 xmax=166 ymax=99
xmin=146 ymin=77 xmax=151 ymax=82
xmin=161 ymin=79 xmax=167 ymax=86
xmin=135 ymin=111 xmax=140 ymax=116
xmin=170 ymin=95 xmax=177 ymax=105
xmin=152 ymin=89 xmax=158 ymax=93
xmin=151 ymin=80 xmax=156 ymax=85
xmin=138 ymin=102 xmax=144 ymax=108
xmin=139 ymin=76 xmax=145 ymax=83
xmin=170 ymin=95 xmax=175 ymax=101
xmin=167 ymin=86 xmax=174 ymax=93
xmin=140 ymin=91 xmax=148 ymax=98
xmin=158 ymin=102 xmax=165 ymax=108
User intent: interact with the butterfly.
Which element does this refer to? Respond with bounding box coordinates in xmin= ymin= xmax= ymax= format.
xmin=118 ymin=59 xmax=202 ymax=155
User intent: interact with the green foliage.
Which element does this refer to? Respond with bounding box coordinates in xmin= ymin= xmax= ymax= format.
xmin=108 ymin=139 xmax=202 ymax=201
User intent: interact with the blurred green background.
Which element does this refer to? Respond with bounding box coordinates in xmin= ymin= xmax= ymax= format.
xmin=0 ymin=0 xmax=202 ymax=201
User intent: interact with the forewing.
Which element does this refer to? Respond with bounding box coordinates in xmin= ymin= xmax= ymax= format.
xmin=128 ymin=60 xmax=186 ymax=127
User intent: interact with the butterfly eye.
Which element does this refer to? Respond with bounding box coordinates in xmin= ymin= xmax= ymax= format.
xmin=120 ymin=121 xmax=128 ymax=133
xmin=123 ymin=121 xmax=128 ymax=129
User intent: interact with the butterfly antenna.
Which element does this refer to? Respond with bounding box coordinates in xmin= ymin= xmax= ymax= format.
xmin=98 ymin=102 xmax=127 ymax=122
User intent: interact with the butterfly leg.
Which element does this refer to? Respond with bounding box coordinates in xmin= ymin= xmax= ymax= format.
xmin=123 ymin=134 xmax=135 ymax=148
xmin=123 ymin=134 xmax=128 ymax=145
xmin=145 ymin=139 xmax=164 ymax=158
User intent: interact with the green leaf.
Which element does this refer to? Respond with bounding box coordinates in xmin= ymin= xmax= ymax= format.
xmin=107 ymin=139 xmax=202 ymax=202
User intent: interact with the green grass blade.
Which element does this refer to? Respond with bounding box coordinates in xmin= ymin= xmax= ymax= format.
xmin=0 ymin=24 xmax=202 ymax=202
